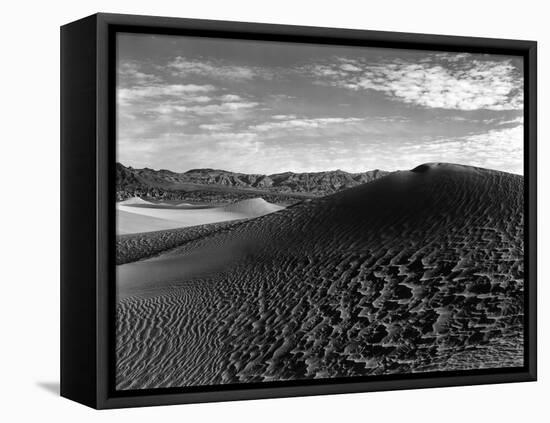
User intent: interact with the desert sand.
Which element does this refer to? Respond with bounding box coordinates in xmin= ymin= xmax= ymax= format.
xmin=116 ymin=163 xmax=524 ymax=390
xmin=116 ymin=219 xmax=245 ymax=265
xmin=117 ymin=197 xmax=284 ymax=234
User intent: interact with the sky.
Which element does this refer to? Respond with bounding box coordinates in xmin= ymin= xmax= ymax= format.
xmin=116 ymin=33 xmax=524 ymax=175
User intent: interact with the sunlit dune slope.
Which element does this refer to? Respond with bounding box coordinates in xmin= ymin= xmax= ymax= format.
xmin=116 ymin=197 xmax=284 ymax=234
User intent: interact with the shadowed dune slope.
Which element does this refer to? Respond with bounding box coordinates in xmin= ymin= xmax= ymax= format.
xmin=116 ymin=163 xmax=524 ymax=390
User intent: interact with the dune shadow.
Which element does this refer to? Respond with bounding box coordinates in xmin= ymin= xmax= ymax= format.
xmin=36 ymin=381 xmax=60 ymax=396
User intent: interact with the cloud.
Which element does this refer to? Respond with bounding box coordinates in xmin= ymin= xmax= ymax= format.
xmin=119 ymin=85 xmax=257 ymax=120
xmin=497 ymin=116 xmax=524 ymax=126
xmin=215 ymin=132 xmax=261 ymax=150
xmin=168 ymin=57 xmax=273 ymax=80
xmin=303 ymin=54 xmax=523 ymax=111
xmin=118 ymin=61 xmax=161 ymax=85
xmin=269 ymin=94 xmax=297 ymax=101
xmin=118 ymin=84 xmax=216 ymax=105
xmin=179 ymin=101 xmax=259 ymax=116
xmin=339 ymin=63 xmax=362 ymax=72
xmin=395 ymin=124 xmax=523 ymax=174
xmin=199 ymin=123 xmax=234 ymax=131
xmin=220 ymin=94 xmax=242 ymax=101
xmin=250 ymin=117 xmax=363 ymax=132
xmin=272 ymin=114 xmax=297 ymax=120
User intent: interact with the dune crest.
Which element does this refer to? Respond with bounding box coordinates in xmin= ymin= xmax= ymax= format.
xmin=220 ymin=197 xmax=284 ymax=214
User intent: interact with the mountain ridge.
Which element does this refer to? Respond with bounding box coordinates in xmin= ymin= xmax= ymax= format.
xmin=116 ymin=162 xmax=390 ymax=203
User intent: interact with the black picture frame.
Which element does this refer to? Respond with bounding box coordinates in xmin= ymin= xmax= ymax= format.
xmin=60 ymin=12 xmax=537 ymax=409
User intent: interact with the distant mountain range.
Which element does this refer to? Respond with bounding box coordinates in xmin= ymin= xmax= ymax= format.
xmin=116 ymin=163 xmax=389 ymax=204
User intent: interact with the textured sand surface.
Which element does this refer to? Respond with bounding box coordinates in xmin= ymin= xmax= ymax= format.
xmin=117 ymin=197 xmax=283 ymax=234
xmin=116 ymin=219 xmax=246 ymax=265
xmin=116 ymin=163 xmax=524 ymax=390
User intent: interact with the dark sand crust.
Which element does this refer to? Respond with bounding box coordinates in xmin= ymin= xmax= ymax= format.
xmin=116 ymin=163 xmax=524 ymax=390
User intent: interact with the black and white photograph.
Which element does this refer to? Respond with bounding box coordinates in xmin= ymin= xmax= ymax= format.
xmin=114 ymin=32 xmax=525 ymax=391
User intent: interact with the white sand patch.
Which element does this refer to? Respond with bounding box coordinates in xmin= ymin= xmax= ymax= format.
xmin=119 ymin=196 xmax=154 ymax=205
xmin=117 ymin=210 xmax=188 ymax=235
xmin=117 ymin=197 xmax=284 ymax=235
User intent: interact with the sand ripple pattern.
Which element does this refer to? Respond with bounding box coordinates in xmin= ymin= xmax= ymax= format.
xmin=116 ymin=164 xmax=524 ymax=389
xmin=116 ymin=219 xmax=245 ymax=264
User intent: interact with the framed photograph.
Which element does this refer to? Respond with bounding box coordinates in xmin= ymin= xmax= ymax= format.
xmin=60 ymin=13 xmax=537 ymax=409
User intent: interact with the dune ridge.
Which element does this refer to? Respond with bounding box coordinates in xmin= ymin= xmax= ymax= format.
xmin=116 ymin=163 xmax=524 ymax=390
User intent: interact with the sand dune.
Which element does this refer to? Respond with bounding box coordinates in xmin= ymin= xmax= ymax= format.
xmin=220 ymin=197 xmax=284 ymax=214
xmin=117 ymin=197 xmax=284 ymax=235
xmin=116 ymin=219 xmax=245 ymax=265
xmin=119 ymin=196 xmax=153 ymax=205
xmin=116 ymin=210 xmax=187 ymax=234
xmin=116 ymin=163 xmax=524 ymax=390
xmin=122 ymin=200 xmax=199 ymax=209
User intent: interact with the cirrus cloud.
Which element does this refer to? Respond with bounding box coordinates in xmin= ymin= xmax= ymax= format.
xmin=117 ymin=84 xmax=216 ymax=106
xmin=250 ymin=117 xmax=363 ymax=132
xmin=168 ymin=56 xmax=274 ymax=80
xmin=304 ymin=54 xmax=523 ymax=111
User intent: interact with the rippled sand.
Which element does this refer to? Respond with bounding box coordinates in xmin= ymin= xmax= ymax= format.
xmin=116 ymin=163 xmax=524 ymax=390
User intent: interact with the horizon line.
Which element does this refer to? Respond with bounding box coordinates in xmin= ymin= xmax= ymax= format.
xmin=116 ymin=161 xmax=523 ymax=176
xmin=116 ymin=161 xmax=389 ymax=175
